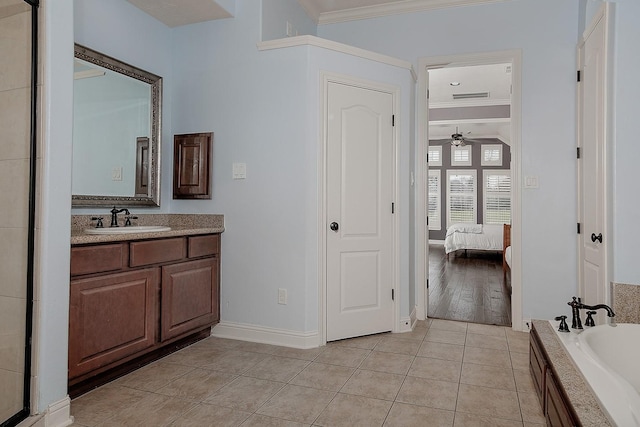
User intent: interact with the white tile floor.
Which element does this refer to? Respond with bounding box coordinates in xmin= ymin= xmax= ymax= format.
xmin=70 ymin=319 xmax=545 ymax=426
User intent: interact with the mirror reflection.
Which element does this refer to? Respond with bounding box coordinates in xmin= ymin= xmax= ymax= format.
xmin=72 ymin=44 xmax=162 ymax=207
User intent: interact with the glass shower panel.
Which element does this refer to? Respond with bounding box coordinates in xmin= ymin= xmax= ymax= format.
xmin=0 ymin=0 xmax=35 ymax=424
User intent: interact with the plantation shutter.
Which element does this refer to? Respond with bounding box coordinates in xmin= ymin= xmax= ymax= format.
xmin=428 ymin=170 xmax=441 ymax=230
xmin=484 ymin=170 xmax=511 ymax=224
xmin=447 ymin=170 xmax=477 ymax=227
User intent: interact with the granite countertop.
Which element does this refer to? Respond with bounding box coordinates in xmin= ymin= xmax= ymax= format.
xmin=532 ymin=319 xmax=611 ymax=427
xmin=71 ymin=214 xmax=224 ymax=245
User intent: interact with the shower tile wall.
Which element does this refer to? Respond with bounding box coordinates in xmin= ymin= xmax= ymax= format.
xmin=612 ymin=282 xmax=640 ymax=324
xmin=0 ymin=2 xmax=32 ymax=420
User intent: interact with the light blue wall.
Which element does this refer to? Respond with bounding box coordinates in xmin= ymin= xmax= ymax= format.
xmin=38 ymin=0 xmax=74 ymax=413
xmin=73 ymin=0 xmax=174 ymax=214
xmin=170 ymin=2 xmax=414 ymax=332
xmin=261 ymin=0 xmax=317 ymax=41
xmin=607 ymin=0 xmax=640 ymax=285
xmin=319 ymin=0 xmax=582 ymax=321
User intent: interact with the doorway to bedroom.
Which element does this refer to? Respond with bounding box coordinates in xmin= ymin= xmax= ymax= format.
xmin=426 ymin=62 xmax=513 ymax=327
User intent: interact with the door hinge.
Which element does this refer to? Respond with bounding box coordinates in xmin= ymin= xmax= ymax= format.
xmin=426 ymin=216 xmax=429 ymax=225
xmin=392 ymin=289 xmax=395 ymax=301
xmin=577 ymin=147 xmax=581 ymax=159
xmin=577 ymin=70 xmax=581 ymax=82
xmin=427 ymin=89 xmax=430 ymax=99
xmin=392 ymin=202 xmax=395 ymax=214
xmin=577 ymin=223 xmax=581 ymax=234
xmin=427 ymin=279 xmax=429 ymax=289
xmin=392 ymin=115 xmax=395 ymax=126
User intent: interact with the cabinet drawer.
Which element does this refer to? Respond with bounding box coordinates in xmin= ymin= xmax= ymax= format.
xmin=71 ymin=243 xmax=127 ymax=276
xmin=130 ymin=237 xmax=186 ymax=267
xmin=188 ymin=234 xmax=220 ymax=258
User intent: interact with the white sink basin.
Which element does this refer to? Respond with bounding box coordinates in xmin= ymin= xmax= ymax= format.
xmin=84 ymin=225 xmax=171 ymax=235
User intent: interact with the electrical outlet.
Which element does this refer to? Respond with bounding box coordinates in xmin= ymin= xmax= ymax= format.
xmin=523 ymin=319 xmax=532 ymax=332
xmin=278 ymin=288 xmax=287 ymax=305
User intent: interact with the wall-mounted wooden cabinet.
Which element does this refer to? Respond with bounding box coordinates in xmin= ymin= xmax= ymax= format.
xmin=173 ymin=132 xmax=212 ymax=199
xmin=69 ymin=233 xmax=221 ymax=395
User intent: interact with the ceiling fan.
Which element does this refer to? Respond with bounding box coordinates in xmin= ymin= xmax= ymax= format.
xmin=450 ymin=126 xmax=481 ymax=146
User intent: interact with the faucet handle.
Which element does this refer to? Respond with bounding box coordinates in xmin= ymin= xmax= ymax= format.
xmin=554 ymin=315 xmax=570 ymax=332
xmin=124 ymin=215 xmax=138 ymax=227
xmin=585 ymin=311 xmax=597 ymax=327
xmin=91 ymin=217 xmax=104 ymax=228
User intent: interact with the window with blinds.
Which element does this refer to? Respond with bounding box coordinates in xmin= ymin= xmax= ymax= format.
xmin=481 ymin=144 xmax=503 ymax=166
xmin=446 ymin=170 xmax=477 ymax=227
xmin=428 ymin=169 xmax=441 ymax=230
xmin=428 ymin=146 xmax=442 ymax=167
xmin=484 ymin=170 xmax=511 ymax=224
xmin=451 ymin=146 xmax=472 ymax=166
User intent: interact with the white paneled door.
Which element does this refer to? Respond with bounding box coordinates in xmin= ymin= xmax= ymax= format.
xmin=578 ymin=7 xmax=608 ymax=318
xmin=326 ymin=80 xmax=395 ymax=342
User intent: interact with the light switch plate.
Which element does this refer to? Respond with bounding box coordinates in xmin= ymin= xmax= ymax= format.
xmin=524 ymin=175 xmax=539 ymax=189
xmin=112 ymin=167 xmax=123 ymax=181
xmin=233 ymin=163 xmax=246 ymax=179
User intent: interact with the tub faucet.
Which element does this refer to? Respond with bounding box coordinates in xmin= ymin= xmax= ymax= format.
xmin=568 ymin=296 xmax=615 ymax=329
xmin=110 ymin=206 xmax=129 ymax=227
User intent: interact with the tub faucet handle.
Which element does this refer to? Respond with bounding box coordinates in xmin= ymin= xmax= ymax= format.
xmin=555 ymin=315 xmax=570 ymax=332
xmin=585 ymin=311 xmax=597 ymax=327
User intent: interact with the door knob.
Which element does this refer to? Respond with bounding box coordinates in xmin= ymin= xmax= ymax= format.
xmin=591 ymin=233 xmax=602 ymax=243
xmin=330 ymin=222 xmax=339 ymax=231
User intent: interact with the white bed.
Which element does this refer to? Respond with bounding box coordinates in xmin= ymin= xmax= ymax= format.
xmin=444 ymin=223 xmax=504 ymax=255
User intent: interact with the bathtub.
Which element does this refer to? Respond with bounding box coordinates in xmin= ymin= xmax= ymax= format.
xmin=553 ymin=322 xmax=640 ymax=426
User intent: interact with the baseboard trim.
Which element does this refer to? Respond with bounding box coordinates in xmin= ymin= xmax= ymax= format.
xmin=398 ymin=306 xmax=417 ymax=333
xmin=212 ymin=321 xmax=319 ymax=349
xmin=19 ymin=396 xmax=72 ymax=427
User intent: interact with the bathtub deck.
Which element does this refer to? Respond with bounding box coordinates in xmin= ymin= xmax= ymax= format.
xmin=531 ymin=320 xmax=611 ymax=426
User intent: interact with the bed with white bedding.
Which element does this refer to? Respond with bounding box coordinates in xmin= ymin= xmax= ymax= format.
xmin=444 ymin=223 xmax=504 ymax=255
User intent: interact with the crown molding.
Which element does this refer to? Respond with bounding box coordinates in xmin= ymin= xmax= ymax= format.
xmin=316 ymin=0 xmax=511 ymax=25
xmin=257 ymin=35 xmax=417 ymax=81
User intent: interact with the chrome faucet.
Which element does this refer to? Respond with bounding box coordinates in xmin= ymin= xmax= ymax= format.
xmin=109 ymin=206 xmax=129 ymax=227
xmin=568 ymin=296 xmax=615 ymax=329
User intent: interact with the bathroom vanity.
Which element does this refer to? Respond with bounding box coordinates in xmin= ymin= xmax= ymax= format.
xmin=69 ymin=215 xmax=223 ymax=396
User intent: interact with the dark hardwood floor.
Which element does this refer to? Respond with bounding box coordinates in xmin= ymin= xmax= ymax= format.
xmin=428 ymin=243 xmax=511 ymax=326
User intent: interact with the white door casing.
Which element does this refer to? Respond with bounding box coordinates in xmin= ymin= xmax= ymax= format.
xmin=417 ymin=51 xmax=523 ymax=330
xmin=577 ymin=5 xmax=609 ymax=318
xmin=324 ymin=78 xmax=395 ymax=342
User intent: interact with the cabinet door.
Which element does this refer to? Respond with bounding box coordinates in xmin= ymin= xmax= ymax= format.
xmin=173 ymin=132 xmax=212 ymax=199
xmin=529 ymin=327 xmax=547 ymax=410
xmin=545 ymin=369 xmax=579 ymax=427
xmin=69 ymin=268 xmax=159 ymax=379
xmin=161 ymin=257 xmax=219 ymax=341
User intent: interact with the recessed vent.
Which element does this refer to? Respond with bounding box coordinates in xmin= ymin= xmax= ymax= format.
xmin=452 ymin=92 xmax=490 ymax=100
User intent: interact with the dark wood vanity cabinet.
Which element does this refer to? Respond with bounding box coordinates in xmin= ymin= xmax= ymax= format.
xmin=530 ymin=325 xmax=579 ymax=427
xmin=69 ymin=233 xmax=220 ymax=391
